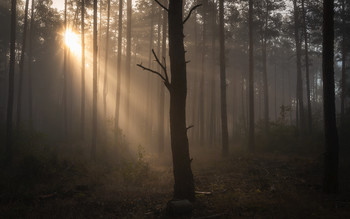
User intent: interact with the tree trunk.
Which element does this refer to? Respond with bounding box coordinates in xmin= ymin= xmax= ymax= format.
xmin=262 ymin=3 xmax=269 ymax=133
xmin=168 ymin=0 xmax=195 ymax=201
xmin=115 ymin=0 xmax=123 ymax=130
xmin=103 ymin=0 xmax=110 ymax=121
xmin=91 ymin=0 xmax=98 ymax=160
xmin=28 ymin=0 xmax=34 ymax=128
xmin=248 ymin=0 xmax=255 ymax=151
xmin=219 ymin=0 xmax=228 ymax=155
xmin=63 ymin=0 xmax=68 ymax=138
xmin=302 ymin=0 xmax=312 ymax=133
xmin=16 ymin=0 xmax=29 ymax=129
xmin=81 ymin=0 xmax=85 ymax=139
xmin=293 ymin=0 xmax=305 ymax=134
xmin=322 ymin=0 xmax=339 ymax=194
xmin=209 ymin=0 xmax=217 ymax=146
xmin=125 ymin=0 xmax=132 ymax=132
xmin=199 ymin=0 xmax=208 ymax=147
xmin=340 ymin=0 xmax=346 ymax=125
xmin=158 ymin=3 xmax=167 ymax=154
xmin=6 ymin=0 xmax=17 ymax=164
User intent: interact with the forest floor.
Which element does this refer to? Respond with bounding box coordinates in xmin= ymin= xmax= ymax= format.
xmin=1 ymin=147 xmax=350 ymax=218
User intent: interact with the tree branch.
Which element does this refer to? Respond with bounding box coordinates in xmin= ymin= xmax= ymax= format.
xmin=153 ymin=0 xmax=168 ymax=11
xmin=183 ymin=4 xmax=202 ymax=24
xmin=137 ymin=63 xmax=167 ymax=82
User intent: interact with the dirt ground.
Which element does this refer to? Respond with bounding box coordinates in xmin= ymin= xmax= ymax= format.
xmin=1 ymin=148 xmax=350 ymax=218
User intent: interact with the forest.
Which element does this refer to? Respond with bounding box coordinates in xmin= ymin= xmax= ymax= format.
xmin=0 ymin=0 xmax=350 ymax=217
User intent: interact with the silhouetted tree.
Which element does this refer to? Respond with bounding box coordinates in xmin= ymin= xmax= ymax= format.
xmin=103 ymin=0 xmax=110 ymax=121
xmin=115 ymin=0 xmax=123 ymax=130
xmin=219 ymin=0 xmax=228 ymax=155
xmin=6 ymin=0 xmax=17 ymax=164
xmin=81 ymin=0 xmax=86 ymax=139
xmin=248 ymin=0 xmax=255 ymax=151
xmin=91 ymin=0 xmax=98 ymax=160
xmin=16 ymin=0 xmax=29 ymax=129
xmin=322 ymin=0 xmax=339 ymax=193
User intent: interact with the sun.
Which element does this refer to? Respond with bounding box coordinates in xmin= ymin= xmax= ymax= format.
xmin=64 ymin=28 xmax=81 ymax=55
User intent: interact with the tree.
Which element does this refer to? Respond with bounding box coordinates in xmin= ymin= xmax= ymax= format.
xmin=125 ymin=0 xmax=132 ymax=132
xmin=322 ymin=0 xmax=339 ymax=193
xmin=63 ymin=0 xmax=68 ymax=138
xmin=138 ymin=0 xmax=197 ymax=201
xmin=293 ymin=0 xmax=305 ymax=134
xmin=219 ymin=0 xmax=228 ymax=155
xmin=115 ymin=0 xmax=123 ymax=131
xmin=16 ymin=0 xmax=30 ymax=129
xmin=248 ymin=0 xmax=255 ymax=151
xmin=91 ymin=0 xmax=98 ymax=160
xmin=81 ymin=0 xmax=86 ymax=139
xmin=302 ymin=0 xmax=312 ymax=133
xmin=6 ymin=0 xmax=17 ymax=163
xmin=158 ymin=0 xmax=167 ymax=154
xmin=103 ymin=0 xmax=110 ymax=121
xmin=28 ymin=0 xmax=34 ymax=127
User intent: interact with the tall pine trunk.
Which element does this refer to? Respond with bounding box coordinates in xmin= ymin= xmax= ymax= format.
xmin=103 ymin=0 xmax=110 ymax=121
xmin=63 ymin=0 xmax=68 ymax=138
xmin=168 ymin=0 xmax=195 ymax=201
xmin=81 ymin=0 xmax=85 ymax=139
xmin=248 ymin=0 xmax=255 ymax=151
xmin=219 ymin=0 xmax=228 ymax=155
xmin=340 ymin=0 xmax=346 ymax=124
xmin=6 ymin=0 xmax=17 ymax=164
xmin=115 ymin=0 xmax=123 ymax=130
xmin=125 ymin=0 xmax=132 ymax=132
xmin=91 ymin=0 xmax=98 ymax=160
xmin=302 ymin=0 xmax=312 ymax=133
xmin=293 ymin=0 xmax=305 ymax=134
xmin=28 ymin=0 xmax=34 ymax=128
xmin=16 ymin=0 xmax=29 ymax=129
xmin=158 ymin=3 xmax=167 ymax=154
xmin=322 ymin=0 xmax=339 ymax=193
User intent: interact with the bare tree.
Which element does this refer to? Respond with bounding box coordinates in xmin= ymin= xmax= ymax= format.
xmin=125 ymin=0 xmax=132 ymax=132
xmin=138 ymin=0 xmax=199 ymax=201
xmin=28 ymin=0 xmax=34 ymax=127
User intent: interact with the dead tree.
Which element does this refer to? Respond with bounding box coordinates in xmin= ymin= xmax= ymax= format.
xmin=137 ymin=0 xmax=201 ymax=201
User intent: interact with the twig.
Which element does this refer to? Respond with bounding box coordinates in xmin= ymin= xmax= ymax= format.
xmin=154 ymin=0 xmax=168 ymax=11
xmin=183 ymin=4 xmax=202 ymax=24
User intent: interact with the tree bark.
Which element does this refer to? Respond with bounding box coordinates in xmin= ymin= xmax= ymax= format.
xmin=168 ymin=0 xmax=195 ymax=201
xmin=219 ymin=0 xmax=228 ymax=155
xmin=322 ymin=0 xmax=339 ymax=193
